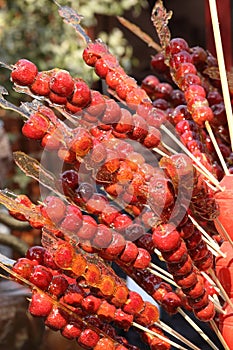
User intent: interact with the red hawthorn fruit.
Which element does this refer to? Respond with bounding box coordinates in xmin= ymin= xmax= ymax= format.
xmin=45 ymin=307 xmax=68 ymax=330
xmin=94 ymin=57 xmax=110 ymax=78
xmin=97 ymin=300 xmax=116 ymax=322
xmin=92 ymin=224 xmax=113 ymax=248
xmin=193 ymin=301 xmax=215 ymax=322
xmin=81 ymin=295 xmax=102 ymax=314
xmin=54 ymin=242 xmax=74 ymax=269
xmin=115 ymin=108 xmax=134 ymax=134
xmin=78 ymin=329 xmax=100 ymax=348
xmin=123 ymin=291 xmax=145 ymax=315
xmin=94 ymin=338 xmax=115 ymax=350
xmin=133 ymin=248 xmax=151 ymax=269
xmin=62 ymin=284 xmax=84 ymax=306
xmin=105 ymin=68 xmax=125 ymax=90
xmin=47 ymin=275 xmax=69 ymax=297
xmin=11 ymin=59 xmax=38 ymax=86
xmin=86 ymin=193 xmax=108 ymax=215
xmin=70 ymin=79 xmax=91 ymax=107
xmin=12 ymin=257 xmax=36 ymax=279
xmin=48 ymin=91 xmax=67 ymax=105
xmin=113 ymin=214 xmax=133 ymax=233
xmin=29 ymin=291 xmax=53 ymax=317
xmin=152 ymin=224 xmax=181 ymax=252
xmin=29 ymin=265 xmax=53 ymax=290
xmin=71 ymin=254 xmax=87 ymax=277
xmin=114 ymin=309 xmax=133 ymax=331
xmin=120 ymin=242 xmax=139 ymax=263
xmin=103 ymin=232 xmax=126 ymax=257
xmin=22 ymin=112 xmax=50 ymax=140
xmin=111 ymin=285 xmax=129 ymax=307
xmin=30 ymin=71 xmax=50 ymax=95
xmin=100 ymin=99 xmax=122 ymax=125
xmin=26 ymin=245 xmax=46 ymax=265
xmin=60 ymin=205 xmax=83 ymax=233
xmin=61 ymin=322 xmax=82 ymax=340
xmin=76 ymin=215 xmax=98 ymax=240
xmin=141 ymin=75 xmax=159 ymax=97
xmin=161 ymin=291 xmax=182 ymax=314
xmin=69 ymin=127 xmax=93 ymax=157
xmin=84 ymin=264 xmax=101 ymax=285
xmin=135 ymin=302 xmax=159 ymax=326
xmin=86 ymin=90 xmax=106 ymax=117
xmin=83 ymin=41 xmax=109 ymax=66
xmin=100 ymin=205 xmax=120 ymax=226
xmin=143 ymin=126 xmax=161 ymax=148
xmin=49 ymin=69 xmax=74 ymax=97
xmin=98 ymin=276 xmax=116 ymax=297
xmin=41 ymin=196 xmax=66 ymax=224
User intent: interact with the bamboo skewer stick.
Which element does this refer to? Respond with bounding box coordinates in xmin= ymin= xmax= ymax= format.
xmin=177 ymin=308 xmax=219 ymax=350
xmin=188 ymin=215 xmax=226 ymax=258
xmin=132 ymin=322 xmax=189 ymax=350
xmin=205 ymin=121 xmax=230 ymax=175
xmin=160 ymin=125 xmax=223 ymax=190
xmin=208 ymin=0 xmax=233 ymax=152
xmin=209 ymin=319 xmax=230 ymax=350
xmin=156 ymin=320 xmax=201 ymax=350
xmin=147 ymin=267 xmax=178 ymax=287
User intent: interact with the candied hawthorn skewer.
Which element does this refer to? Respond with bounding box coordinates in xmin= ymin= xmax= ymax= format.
xmin=9 ymin=245 xmax=183 ymax=350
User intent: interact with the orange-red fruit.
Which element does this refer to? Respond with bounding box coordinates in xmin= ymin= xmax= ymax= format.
xmin=123 ymin=291 xmax=144 ymax=315
xmin=83 ymin=41 xmax=109 ymax=66
xmin=70 ymin=127 xmax=93 ymax=157
xmin=49 ymin=69 xmax=74 ymax=97
xmin=22 ymin=112 xmax=49 ymax=139
xmin=11 ymin=59 xmax=38 ymax=86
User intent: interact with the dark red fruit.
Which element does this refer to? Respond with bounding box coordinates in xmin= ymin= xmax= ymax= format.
xmin=48 ymin=275 xmax=69 ymax=297
xmin=26 ymin=246 xmax=46 ymax=264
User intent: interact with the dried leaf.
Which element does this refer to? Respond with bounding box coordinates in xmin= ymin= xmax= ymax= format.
xmin=151 ymin=0 xmax=172 ymax=50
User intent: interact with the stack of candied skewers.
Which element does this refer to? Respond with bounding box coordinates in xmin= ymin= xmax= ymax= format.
xmin=0 ymin=0 xmax=233 ymax=349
